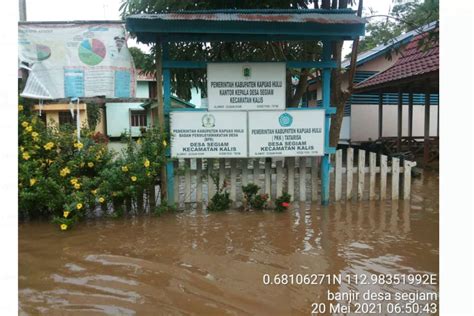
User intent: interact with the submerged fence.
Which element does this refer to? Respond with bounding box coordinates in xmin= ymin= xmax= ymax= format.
xmin=172 ymin=148 xmax=417 ymax=206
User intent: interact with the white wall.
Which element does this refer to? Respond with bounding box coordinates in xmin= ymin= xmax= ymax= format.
xmin=351 ymin=104 xmax=439 ymax=142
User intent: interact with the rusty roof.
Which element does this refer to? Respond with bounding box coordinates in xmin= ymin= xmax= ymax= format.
xmin=126 ymin=9 xmax=366 ymax=43
xmin=354 ymin=30 xmax=439 ymax=93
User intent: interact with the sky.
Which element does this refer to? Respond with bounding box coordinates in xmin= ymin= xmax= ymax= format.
xmin=24 ymin=0 xmax=394 ymax=54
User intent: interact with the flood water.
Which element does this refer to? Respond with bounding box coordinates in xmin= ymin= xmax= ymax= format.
xmin=19 ymin=172 xmax=439 ymax=315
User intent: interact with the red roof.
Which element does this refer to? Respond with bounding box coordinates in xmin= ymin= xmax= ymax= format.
xmin=354 ymin=31 xmax=439 ymax=92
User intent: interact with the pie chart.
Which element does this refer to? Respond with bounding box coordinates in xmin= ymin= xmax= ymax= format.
xmin=78 ymin=39 xmax=106 ymax=66
xmin=35 ymin=44 xmax=51 ymax=61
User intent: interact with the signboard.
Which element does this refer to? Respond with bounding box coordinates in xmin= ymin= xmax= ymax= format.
xmin=170 ymin=111 xmax=247 ymax=158
xmin=248 ymin=110 xmax=325 ymax=157
xmin=18 ymin=23 xmax=136 ymax=99
xmin=207 ymin=63 xmax=286 ymax=111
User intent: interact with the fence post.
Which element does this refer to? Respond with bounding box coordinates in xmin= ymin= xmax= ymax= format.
xmin=346 ymin=148 xmax=354 ymax=200
xmin=358 ymin=149 xmax=365 ymax=200
xmin=241 ymin=158 xmax=248 ymax=187
xmin=299 ymin=157 xmax=307 ymax=202
xmin=335 ymin=150 xmax=342 ymax=201
xmin=207 ymin=158 xmax=215 ymax=201
xmin=265 ymin=159 xmax=272 ymax=200
xmin=253 ymin=159 xmax=260 ymax=189
xmin=369 ymin=152 xmax=376 ymax=200
xmin=196 ymin=158 xmax=202 ymax=203
xmin=173 ymin=160 xmax=179 ymax=204
xmin=276 ymin=160 xmax=284 ymax=198
xmin=403 ymin=160 xmax=414 ymax=200
xmin=321 ymin=40 xmax=332 ymax=206
xmin=391 ymin=157 xmax=400 ymax=200
xmin=380 ymin=155 xmax=387 ymax=200
xmin=311 ymin=157 xmax=319 ymax=201
xmin=184 ymin=159 xmax=191 ymax=203
xmin=230 ymin=159 xmax=237 ymax=203
xmin=287 ymin=157 xmax=295 ymax=201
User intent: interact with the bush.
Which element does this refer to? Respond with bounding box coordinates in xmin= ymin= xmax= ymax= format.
xmin=18 ymin=104 xmax=169 ymax=230
xmin=207 ymin=172 xmax=231 ymax=212
xmin=242 ymin=183 xmax=268 ymax=210
xmin=275 ymin=193 xmax=291 ymax=212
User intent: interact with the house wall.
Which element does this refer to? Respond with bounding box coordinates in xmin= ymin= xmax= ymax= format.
xmin=350 ymin=104 xmax=439 ymax=142
xmin=106 ymin=81 xmax=149 ymax=137
xmin=34 ymin=103 xmax=89 ymax=129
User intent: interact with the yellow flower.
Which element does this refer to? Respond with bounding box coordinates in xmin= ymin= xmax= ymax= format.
xmin=43 ymin=142 xmax=54 ymax=150
xmin=31 ymin=132 xmax=39 ymax=138
xmin=162 ymin=140 xmax=167 ymax=147
xmin=136 ymin=138 xmax=142 ymax=145
xmin=98 ymin=197 xmax=105 ymax=203
xmin=21 ymin=121 xmax=29 ymax=128
xmin=131 ymin=176 xmax=137 ymax=182
xmin=22 ymin=152 xmax=30 ymax=160
xmin=95 ymin=155 xmax=101 ymax=161
xmin=87 ymin=162 xmax=94 ymax=168
xmin=18 ymin=105 xmax=24 ymax=111
xmin=146 ymin=172 xmax=151 ymax=177
xmin=60 ymin=224 xmax=68 ymax=231
xmin=25 ymin=126 xmax=33 ymax=133
xmin=112 ymin=192 xmax=117 ymax=197
xmin=63 ymin=211 xmax=70 ymax=218
xmin=20 ymin=146 xmax=24 ymax=152
xmin=144 ymin=159 xmax=150 ymax=168
xmin=76 ymin=203 xmax=83 ymax=210
xmin=74 ymin=183 xmax=81 ymax=190
xmin=74 ymin=142 xmax=83 ymax=150
xmin=47 ymin=159 xmax=54 ymax=165
xmin=70 ymin=178 xmax=78 ymax=185
xmin=121 ymin=165 xmax=128 ymax=172
xmin=80 ymin=162 xmax=85 ymax=167
xmin=60 ymin=167 xmax=71 ymax=177
xmin=29 ymin=178 xmax=37 ymax=186
xmin=91 ymin=189 xmax=97 ymax=195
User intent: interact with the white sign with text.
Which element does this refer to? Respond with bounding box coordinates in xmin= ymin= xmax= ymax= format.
xmin=248 ymin=110 xmax=325 ymax=157
xmin=170 ymin=111 xmax=247 ymax=158
xmin=207 ymin=62 xmax=286 ymax=111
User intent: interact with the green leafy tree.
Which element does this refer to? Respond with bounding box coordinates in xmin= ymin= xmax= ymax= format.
xmin=120 ymin=0 xmax=356 ymax=105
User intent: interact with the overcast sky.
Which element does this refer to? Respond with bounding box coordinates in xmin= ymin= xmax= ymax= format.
xmin=24 ymin=0 xmax=394 ymax=53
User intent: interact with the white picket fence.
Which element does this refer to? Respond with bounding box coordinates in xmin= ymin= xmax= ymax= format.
xmin=172 ymin=148 xmax=416 ymax=205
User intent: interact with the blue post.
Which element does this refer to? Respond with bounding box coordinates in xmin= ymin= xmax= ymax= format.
xmin=162 ymin=43 xmax=174 ymax=204
xmin=321 ymin=41 xmax=332 ymax=205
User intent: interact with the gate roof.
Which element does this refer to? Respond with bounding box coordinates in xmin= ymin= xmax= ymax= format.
xmin=126 ymin=9 xmax=365 ymax=43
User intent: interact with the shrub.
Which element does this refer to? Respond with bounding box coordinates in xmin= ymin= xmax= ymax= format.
xmin=207 ymin=172 xmax=231 ymax=212
xmin=275 ymin=193 xmax=291 ymax=212
xmin=242 ymin=183 xmax=268 ymax=210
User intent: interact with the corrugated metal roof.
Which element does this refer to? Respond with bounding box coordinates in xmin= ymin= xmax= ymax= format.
xmin=354 ymin=30 xmax=439 ymax=92
xmin=128 ymin=10 xmax=365 ymax=24
xmin=341 ymin=21 xmax=438 ymax=68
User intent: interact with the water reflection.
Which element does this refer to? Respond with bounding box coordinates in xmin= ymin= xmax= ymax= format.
xmin=19 ymin=172 xmax=438 ymax=315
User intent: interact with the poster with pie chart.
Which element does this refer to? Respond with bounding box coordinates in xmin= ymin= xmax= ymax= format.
xmin=78 ymin=39 xmax=106 ymax=66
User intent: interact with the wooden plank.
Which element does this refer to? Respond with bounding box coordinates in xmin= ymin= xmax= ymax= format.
xmin=299 ymin=157 xmax=307 ymax=202
xmin=403 ymin=160 xmax=412 ymax=200
xmin=253 ymin=159 xmax=260 ymax=189
xmin=174 ymin=160 xmax=179 ymax=204
xmin=380 ymin=155 xmax=387 ymax=200
xmin=311 ymin=157 xmax=318 ymax=201
xmin=391 ymin=157 xmax=400 ymax=200
xmin=207 ymin=158 xmax=215 ymax=200
xmin=184 ymin=159 xmax=191 ymax=203
xmin=276 ymin=160 xmax=284 ymax=198
xmin=357 ymin=149 xmax=365 ymax=200
xmin=219 ymin=159 xmax=225 ymax=189
xmin=346 ymin=148 xmax=354 ymax=199
xmin=369 ymin=152 xmax=376 ymax=200
xmin=335 ymin=150 xmax=342 ymax=201
xmin=196 ymin=158 xmax=202 ymax=203
xmin=230 ymin=159 xmax=237 ymax=203
xmin=287 ymin=157 xmax=295 ymax=201
xmin=264 ymin=159 xmax=272 ymax=199
xmin=241 ymin=159 xmax=248 ymax=187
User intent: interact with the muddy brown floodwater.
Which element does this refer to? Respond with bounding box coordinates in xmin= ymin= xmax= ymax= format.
xmin=19 ymin=171 xmax=439 ymax=316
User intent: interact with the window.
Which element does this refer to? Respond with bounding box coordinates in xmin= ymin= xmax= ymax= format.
xmin=58 ymin=111 xmax=77 ymax=126
xmin=131 ymin=110 xmax=147 ymax=127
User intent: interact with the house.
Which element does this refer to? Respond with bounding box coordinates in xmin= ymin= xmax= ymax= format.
xmin=105 ymin=71 xmax=199 ymax=139
xmin=32 ymin=102 xmax=105 ymax=133
xmin=304 ymin=21 xmax=439 ymax=144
